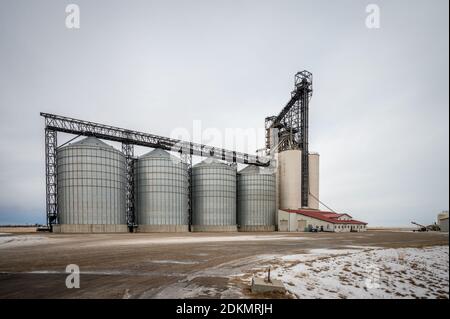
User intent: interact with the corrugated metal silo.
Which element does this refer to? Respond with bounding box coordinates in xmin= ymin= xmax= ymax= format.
xmin=191 ymin=158 xmax=237 ymax=231
xmin=134 ymin=149 xmax=189 ymax=232
xmin=237 ymin=165 xmax=276 ymax=231
xmin=55 ymin=136 xmax=127 ymax=233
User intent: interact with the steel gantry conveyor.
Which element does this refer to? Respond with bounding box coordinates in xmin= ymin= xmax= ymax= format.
xmin=265 ymin=70 xmax=313 ymax=208
xmin=41 ymin=112 xmax=271 ymax=228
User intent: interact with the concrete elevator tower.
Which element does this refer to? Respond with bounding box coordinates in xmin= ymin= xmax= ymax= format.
xmin=265 ymin=71 xmax=319 ymax=212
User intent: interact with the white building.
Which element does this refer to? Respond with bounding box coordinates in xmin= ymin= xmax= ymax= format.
xmin=278 ymin=209 xmax=367 ymax=232
xmin=439 ymin=217 xmax=448 ymax=233
xmin=275 ymin=150 xmax=367 ymax=233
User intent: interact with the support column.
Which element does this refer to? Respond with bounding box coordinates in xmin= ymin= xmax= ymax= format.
xmin=45 ymin=129 xmax=58 ymax=227
xmin=122 ymin=143 xmax=135 ymax=231
xmin=181 ymin=151 xmax=193 ymax=231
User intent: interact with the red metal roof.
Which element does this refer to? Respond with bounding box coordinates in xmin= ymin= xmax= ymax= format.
xmin=283 ymin=209 xmax=367 ymax=225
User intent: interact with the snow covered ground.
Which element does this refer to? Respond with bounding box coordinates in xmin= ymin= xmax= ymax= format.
xmin=250 ymin=246 xmax=449 ymax=299
xmin=87 ymin=235 xmax=314 ymax=247
xmin=0 ymin=235 xmax=48 ymax=248
xmin=0 ymin=233 xmax=315 ymax=249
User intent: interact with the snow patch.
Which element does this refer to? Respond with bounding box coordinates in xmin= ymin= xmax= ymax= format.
xmin=149 ymin=283 xmax=219 ymax=299
xmin=0 ymin=235 xmax=48 ymax=248
xmin=150 ymin=260 xmax=200 ymax=265
xmin=251 ymin=246 xmax=449 ymax=299
xmin=87 ymin=235 xmax=311 ymax=247
xmin=281 ymin=246 xmax=382 ymax=262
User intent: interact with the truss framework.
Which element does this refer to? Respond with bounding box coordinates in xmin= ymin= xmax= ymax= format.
xmin=266 ymin=71 xmax=313 ymax=207
xmin=180 ymin=153 xmax=193 ymax=231
xmin=45 ymin=129 xmax=58 ymax=226
xmin=122 ymin=143 xmax=135 ymax=228
xmin=42 ymin=112 xmax=270 ymax=227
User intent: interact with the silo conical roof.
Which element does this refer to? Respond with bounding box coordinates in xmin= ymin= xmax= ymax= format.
xmin=238 ymin=165 xmax=260 ymax=174
xmin=67 ymin=136 xmax=113 ymax=149
xmin=238 ymin=165 xmax=276 ymax=175
xmin=140 ymin=148 xmax=182 ymax=163
xmin=193 ymin=157 xmax=228 ymax=168
xmin=141 ymin=148 xmax=171 ymax=158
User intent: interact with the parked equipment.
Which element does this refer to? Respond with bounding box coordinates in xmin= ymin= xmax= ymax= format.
xmin=411 ymin=221 xmax=427 ymax=232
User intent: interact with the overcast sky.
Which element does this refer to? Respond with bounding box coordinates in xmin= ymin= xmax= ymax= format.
xmin=0 ymin=0 xmax=448 ymax=226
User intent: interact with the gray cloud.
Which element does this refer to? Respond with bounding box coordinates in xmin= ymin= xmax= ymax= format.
xmin=0 ymin=0 xmax=448 ymax=226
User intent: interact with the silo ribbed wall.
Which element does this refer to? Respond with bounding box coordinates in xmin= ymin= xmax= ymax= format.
xmin=135 ymin=149 xmax=189 ymax=232
xmin=191 ymin=159 xmax=237 ymax=232
xmin=237 ymin=166 xmax=276 ymax=232
xmin=55 ymin=137 xmax=127 ymax=233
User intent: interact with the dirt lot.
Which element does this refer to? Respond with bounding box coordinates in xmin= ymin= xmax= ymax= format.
xmin=0 ymin=231 xmax=448 ymax=299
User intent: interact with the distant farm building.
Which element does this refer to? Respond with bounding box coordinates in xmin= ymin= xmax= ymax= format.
xmin=278 ymin=209 xmax=367 ymax=232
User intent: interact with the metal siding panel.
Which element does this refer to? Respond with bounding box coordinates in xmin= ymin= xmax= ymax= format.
xmin=192 ymin=162 xmax=236 ymax=226
xmin=237 ymin=169 xmax=276 ymax=227
xmin=57 ymin=138 xmax=126 ymax=225
xmin=135 ymin=152 xmax=189 ymax=226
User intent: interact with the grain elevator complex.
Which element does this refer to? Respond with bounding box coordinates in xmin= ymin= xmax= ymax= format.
xmin=42 ymin=71 xmax=367 ymax=234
